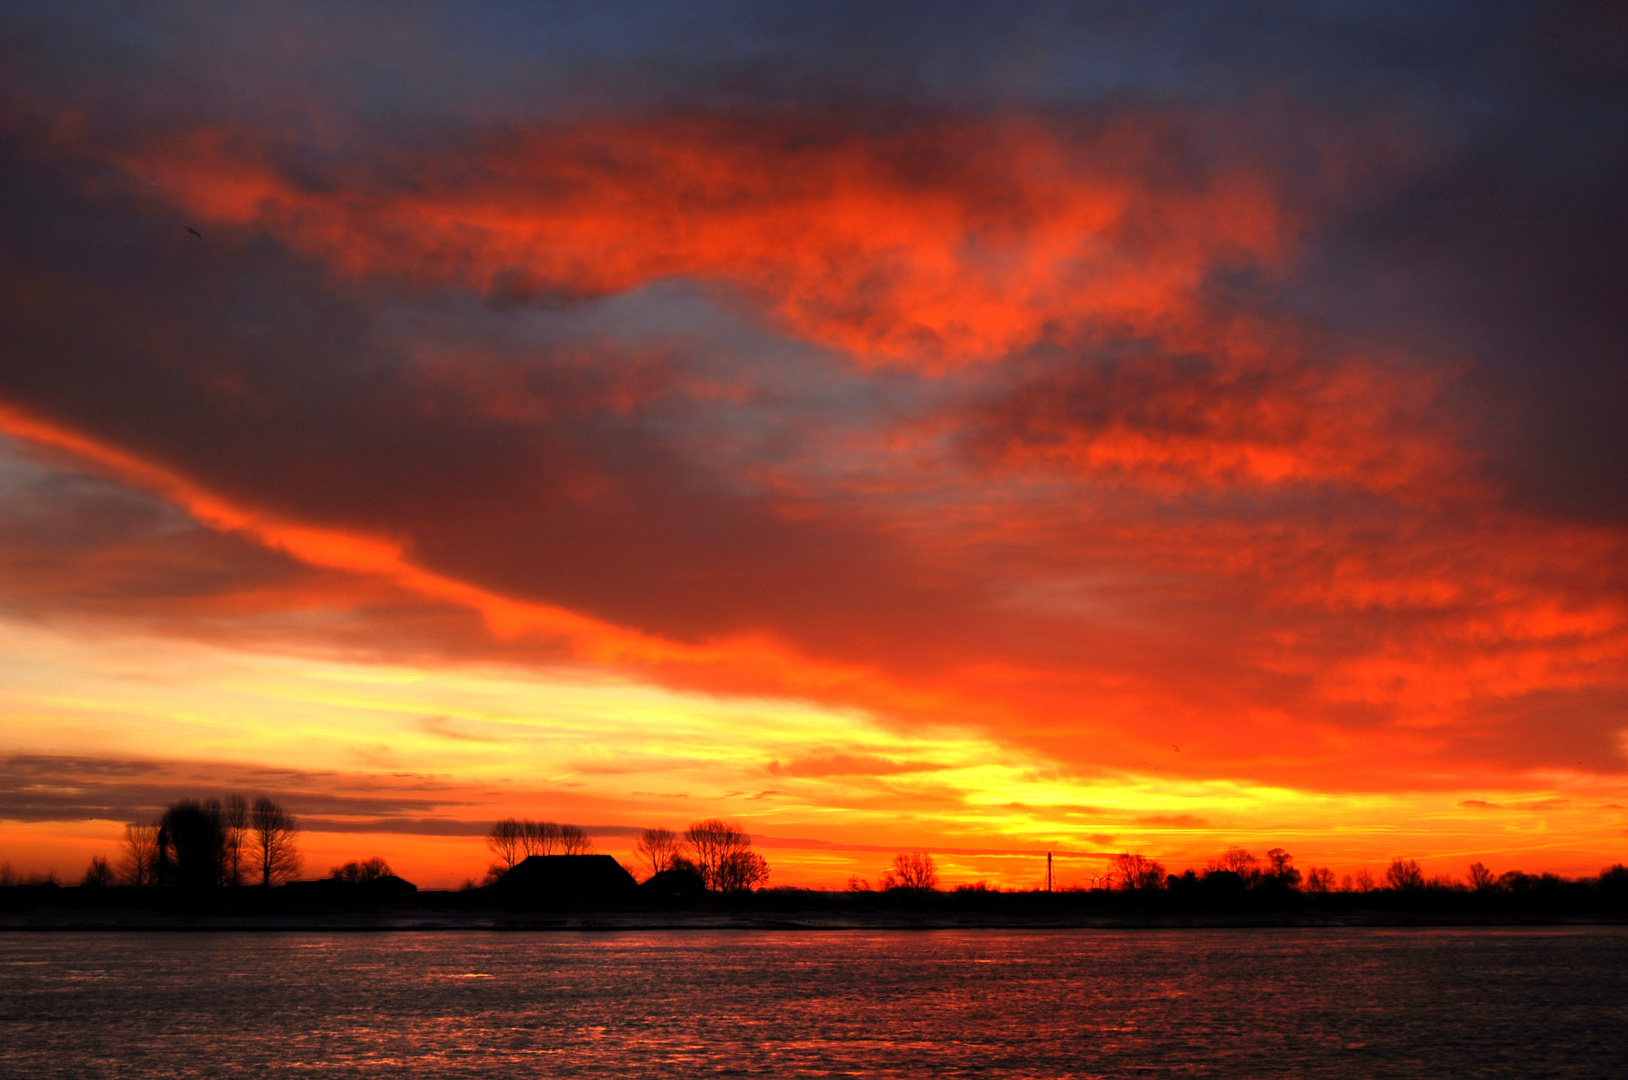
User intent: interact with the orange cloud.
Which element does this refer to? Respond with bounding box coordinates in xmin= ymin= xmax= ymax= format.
xmin=119 ymin=113 xmax=1292 ymax=370
xmin=967 ymin=332 xmax=1467 ymax=499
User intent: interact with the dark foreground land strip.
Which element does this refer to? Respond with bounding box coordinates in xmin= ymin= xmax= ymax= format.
xmin=4 ymin=907 xmax=1627 ymax=933
xmin=6 ymin=880 xmax=1627 ymax=931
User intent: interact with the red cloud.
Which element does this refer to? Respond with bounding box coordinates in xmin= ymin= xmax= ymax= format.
xmin=122 ymin=112 xmax=1292 ymax=370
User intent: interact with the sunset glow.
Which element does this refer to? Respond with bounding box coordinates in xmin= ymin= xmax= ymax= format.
xmin=4 ymin=2 xmax=1626 ymax=890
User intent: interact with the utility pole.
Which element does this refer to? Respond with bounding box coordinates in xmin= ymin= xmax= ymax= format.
xmin=1047 ymin=851 xmax=1053 ymax=892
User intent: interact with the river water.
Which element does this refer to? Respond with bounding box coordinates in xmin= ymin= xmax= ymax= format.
xmin=2 ymin=927 xmax=1624 ymax=1077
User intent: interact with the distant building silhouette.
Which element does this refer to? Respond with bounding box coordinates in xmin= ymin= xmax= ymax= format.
xmin=639 ymin=865 xmax=707 ymax=905
xmin=489 ymin=854 xmax=637 ymax=908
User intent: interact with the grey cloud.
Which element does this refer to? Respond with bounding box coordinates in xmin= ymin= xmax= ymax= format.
xmin=0 ymin=754 xmax=475 ymax=825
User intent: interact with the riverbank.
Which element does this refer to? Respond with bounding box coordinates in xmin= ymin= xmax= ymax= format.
xmin=3 ymin=886 xmax=1625 ymax=931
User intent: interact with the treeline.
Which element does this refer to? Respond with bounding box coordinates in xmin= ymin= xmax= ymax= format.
xmin=832 ymin=846 xmax=1628 ymax=900
xmin=484 ymin=817 xmax=770 ymax=893
xmin=109 ymin=796 xmax=301 ymax=889
xmin=1104 ymin=846 xmax=1628 ymax=897
xmin=2 ymin=794 xmax=412 ymax=892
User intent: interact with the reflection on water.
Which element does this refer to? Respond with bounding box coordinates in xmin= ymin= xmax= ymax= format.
xmin=2 ymin=927 xmax=1625 ymax=1077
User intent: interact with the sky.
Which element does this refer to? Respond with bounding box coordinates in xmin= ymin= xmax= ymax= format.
xmin=2 ymin=1 xmax=1626 ymax=889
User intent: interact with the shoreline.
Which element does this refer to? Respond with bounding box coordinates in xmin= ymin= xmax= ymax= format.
xmin=5 ymin=908 xmax=1627 ymax=932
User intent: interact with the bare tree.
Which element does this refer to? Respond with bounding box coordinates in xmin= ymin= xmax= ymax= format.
xmin=1385 ymin=858 xmax=1425 ymax=891
xmin=221 ymin=795 xmax=249 ymax=887
xmin=81 ymin=856 xmax=115 ymax=888
xmin=1468 ymin=862 xmax=1496 ymax=891
xmin=1303 ymin=866 xmax=1335 ymax=893
xmin=715 ymin=849 xmax=769 ymax=892
xmin=634 ymin=827 xmax=682 ymax=878
xmin=250 ymin=797 xmax=301 ymax=886
xmin=1113 ymin=852 xmax=1166 ymax=890
xmin=1354 ymin=867 xmax=1376 ymax=892
xmin=558 ymin=824 xmax=593 ymax=855
xmin=684 ymin=819 xmax=760 ymax=892
xmin=119 ymin=823 xmax=160 ymax=887
xmin=487 ymin=818 xmax=524 ymax=871
xmin=881 ymin=851 xmax=938 ymax=892
xmin=490 ymin=817 xmax=591 ymax=866
xmin=521 ymin=819 xmax=558 ymax=857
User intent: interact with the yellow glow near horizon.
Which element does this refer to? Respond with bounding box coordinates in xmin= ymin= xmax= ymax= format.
xmin=2 ymin=615 xmax=1624 ymax=889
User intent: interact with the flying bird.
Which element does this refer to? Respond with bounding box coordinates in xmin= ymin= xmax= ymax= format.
xmin=184 ymin=226 xmax=202 ymax=239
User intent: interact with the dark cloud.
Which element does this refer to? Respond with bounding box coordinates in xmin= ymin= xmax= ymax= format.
xmin=0 ymin=1 xmax=1557 ymax=127
xmin=0 ymin=133 xmax=989 ymax=661
xmin=0 ymin=753 xmax=477 ymax=827
xmin=0 ymin=753 xmax=665 ymax=835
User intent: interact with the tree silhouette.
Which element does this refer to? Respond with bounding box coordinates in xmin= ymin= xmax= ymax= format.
xmin=1207 ymin=847 xmax=1261 ymax=887
xmin=1264 ymin=848 xmax=1302 ymax=889
xmin=1113 ymin=852 xmax=1166 ymax=890
xmin=119 ymin=823 xmax=160 ymax=887
xmin=1468 ymin=862 xmax=1496 ymax=891
xmin=558 ymin=824 xmax=593 ymax=855
xmin=715 ymin=849 xmax=770 ymax=892
xmin=158 ymin=800 xmax=226 ymax=889
xmin=1303 ymin=866 xmax=1335 ymax=893
xmin=329 ymin=856 xmax=393 ymax=882
xmin=684 ymin=819 xmax=765 ymax=892
xmin=1385 ymin=857 xmax=1425 ymax=891
xmin=487 ymin=818 xmax=524 ymax=871
xmin=221 ymin=795 xmax=249 ymax=887
xmin=634 ymin=828 xmax=682 ymax=878
xmin=881 ymin=851 xmax=938 ymax=892
xmin=520 ymin=819 xmax=556 ymax=856
xmin=80 ymin=855 xmax=114 ymax=888
xmin=250 ymin=797 xmax=301 ymax=886
xmin=489 ymin=818 xmax=594 ymax=868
